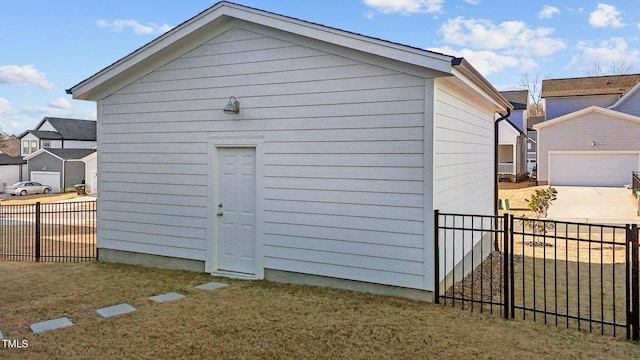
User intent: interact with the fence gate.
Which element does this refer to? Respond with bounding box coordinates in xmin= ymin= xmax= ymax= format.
xmin=435 ymin=210 xmax=640 ymax=340
xmin=0 ymin=201 xmax=97 ymax=262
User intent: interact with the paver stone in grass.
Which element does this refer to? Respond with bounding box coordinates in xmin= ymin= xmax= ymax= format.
xmin=31 ymin=317 xmax=73 ymax=334
xmin=96 ymin=303 xmax=137 ymax=318
xmin=149 ymin=292 xmax=185 ymax=303
xmin=195 ymin=281 xmax=228 ymax=291
xmin=0 ymin=329 xmax=3 ymax=339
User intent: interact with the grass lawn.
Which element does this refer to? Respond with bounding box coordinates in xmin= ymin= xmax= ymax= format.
xmin=1 ymin=262 xmax=640 ymax=359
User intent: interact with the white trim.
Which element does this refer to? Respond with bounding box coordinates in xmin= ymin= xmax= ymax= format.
xmin=533 ymin=106 xmax=640 ymax=130
xmin=609 ymin=82 xmax=640 ymax=110
xmin=24 ymin=148 xmax=63 ymax=161
xmin=205 ymin=136 xmax=264 ymax=280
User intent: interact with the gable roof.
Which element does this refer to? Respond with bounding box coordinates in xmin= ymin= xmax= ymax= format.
xmin=500 ymin=119 xmax=526 ymax=136
xmin=67 ymin=1 xmax=511 ymax=111
xmin=500 ymin=90 xmax=528 ymax=110
xmin=19 ymin=117 xmax=96 ymax=141
xmin=25 ymin=148 xmax=96 ymax=161
xmin=533 ymin=105 xmax=640 ymax=130
xmin=542 ymin=74 xmax=640 ymax=98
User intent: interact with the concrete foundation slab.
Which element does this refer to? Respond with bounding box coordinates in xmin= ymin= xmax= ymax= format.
xmin=149 ymin=292 xmax=185 ymax=303
xmin=195 ymin=281 xmax=228 ymax=291
xmin=31 ymin=317 xmax=73 ymax=334
xmin=96 ymin=303 xmax=137 ymax=318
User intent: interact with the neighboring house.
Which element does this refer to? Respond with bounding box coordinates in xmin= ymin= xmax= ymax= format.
xmin=0 ymin=154 xmax=27 ymax=192
xmin=19 ymin=117 xmax=96 ymax=192
xmin=535 ymin=74 xmax=640 ymax=186
xmin=498 ymin=91 xmax=529 ymax=182
xmin=82 ymin=151 xmax=97 ymax=195
xmin=24 ymin=148 xmax=96 ymax=193
xmin=526 ymin=116 xmax=545 ymax=176
xmin=67 ymin=2 xmax=511 ymax=300
xmin=497 ymin=120 xmax=527 ymax=182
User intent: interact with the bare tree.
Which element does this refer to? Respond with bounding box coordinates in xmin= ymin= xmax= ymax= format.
xmin=519 ymin=73 xmax=543 ymax=117
xmin=586 ymin=59 xmax=635 ymax=76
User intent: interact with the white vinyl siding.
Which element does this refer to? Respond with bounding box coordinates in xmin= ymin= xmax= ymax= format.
xmin=545 ymin=95 xmax=619 ymax=120
xmin=613 ymin=89 xmax=640 ymax=117
xmin=98 ymin=25 xmax=433 ymax=289
xmin=433 ymin=78 xmax=496 ymax=215
xmin=537 ymin=111 xmax=640 ymax=183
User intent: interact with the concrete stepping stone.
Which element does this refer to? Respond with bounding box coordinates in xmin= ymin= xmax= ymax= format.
xmin=96 ymin=303 xmax=137 ymax=318
xmin=149 ymin=292 xmax=185 ymax=303
xmin=195 ymin=281 xmax=228 ymax=291
xmin=0 ymin=329 xmax=3 ymax=339
xmin=31 ymin=317 xmax=73 ymax=334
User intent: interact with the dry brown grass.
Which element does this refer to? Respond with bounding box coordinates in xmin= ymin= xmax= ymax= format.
xmin=1 ymin=262 xmax=640 ymax=359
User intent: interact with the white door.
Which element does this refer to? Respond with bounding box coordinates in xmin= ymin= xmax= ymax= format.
xmin=217 ymin=148 xmax=256 ymax=274
xmin=549 ymin=153 xmax=639 ymax=186
xmin=30 ymin=171 xmax=61 ymax=193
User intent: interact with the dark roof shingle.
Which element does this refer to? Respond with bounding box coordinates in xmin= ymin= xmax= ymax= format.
xmin=542 ymin=74 xmax=640 ymax=98
xmin=500 ymin=90 xmax=528 ymax=110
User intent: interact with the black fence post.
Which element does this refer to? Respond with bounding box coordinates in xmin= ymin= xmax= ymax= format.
xmin=631 ymin=224 xmax=639 ymax=341
xmin=35 ymin=202 xmax=41 ymax=262
xmin=503 ymin=213 xmax=510 ymax=320
xmin=434 ymin=210 xmax=440 ymax=304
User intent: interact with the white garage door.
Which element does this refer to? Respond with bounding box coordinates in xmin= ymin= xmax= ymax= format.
xmin=30 ymin=171 xmax=61 ymax=193
xmin=549 ymin=153 xmax=639 ymax=186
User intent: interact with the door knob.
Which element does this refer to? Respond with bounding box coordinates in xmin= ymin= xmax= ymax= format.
xmin=217 ymin=212 xmax=223 ymax=216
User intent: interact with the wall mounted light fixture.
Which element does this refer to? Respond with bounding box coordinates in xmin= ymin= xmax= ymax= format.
xmin=223 ymin=96 xmax=240 ymax=114
xmin=591 ymin=141 xmax=596 ymax=146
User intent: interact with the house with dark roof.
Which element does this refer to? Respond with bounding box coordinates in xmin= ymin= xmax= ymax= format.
xmin=497 ymin=90 xmax=529 ymax=182
xmin=534 ymin=74 xmax=640 ymax=186
xmin=0 ymin=153 xmax=27 ymax=192
xmin=19 ymin=117 xmax=97 ymax=192
xmin=66 ymin=2 xmax=511 ymax=300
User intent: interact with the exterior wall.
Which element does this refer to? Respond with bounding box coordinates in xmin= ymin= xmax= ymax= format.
xmin=97 ymin=24 xmax=442 ymax=290
xmin=545 ymin=95 xmax=619 ymax=120
xmin=537 ymin=112 xmax=640 ymax=183
xmin=64 ymin=161 xmax=86 ymax=191
xmin=0 ymin=165 xmax=22 ymax=191
xmin=27 ymin=152 xmax=62 ymax=187
xmin=39 ymin=120 xmax=56 ymax=131
xmin=433 ymin=78 xmax=497 ymax=283
xmin=613 ymin=89 xmax=640 ymax=117
xmin=508 ymin=110 xmax=525 ymax=131
xmin=63 ymin=140 xmax=97 ymax=149
xmin=20 ymin=133 xmax=39 ymax=157
xmin=84 ymin=154 xmax=97 ymax=194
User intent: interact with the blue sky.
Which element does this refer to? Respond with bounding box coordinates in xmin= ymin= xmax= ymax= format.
xmin=1 ymin=0 xmax=639 ymax=135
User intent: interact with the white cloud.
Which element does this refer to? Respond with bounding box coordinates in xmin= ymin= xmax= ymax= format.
xmin=363 ymin=10 xmax=375 ymax=20
xmin=465 ymin=0 xmax=480 ymax=4
xmin=0 ymin=65 xmax=55 ymax=91
xmin=565 ymin=37 xmax=638 ymax=73
xmin=364 ymin=0 xmax=444 ymax=15
xmin=589 ymin=3 xmax=625 ymax=28
xmin=0 ymin=98 xmax=13 ymax=116
xmin=428 ymin=46 xmax=524 ymax=76
xmin=539 ymin=5 xmax=560 ymax=19
xmin=48 ymin=97 xmax=71 ymax=110
xmin=438 ymin=17 xmax=566 ymax=56
xmin=97 ymin=19 xmax=173 ymax=35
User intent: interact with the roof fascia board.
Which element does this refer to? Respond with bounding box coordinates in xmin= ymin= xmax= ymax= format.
xmin=451 ymin=60 xmax=512 ymax=111
xmin=608 ymin=82 xmax=640 ymax=110
xmin=69 ymin=2 xmax=455 ymax=101
xmin=534 ymin=105 xmax=640 ymax=129
xmin=24 ymin=149 xmax=62 ymax=161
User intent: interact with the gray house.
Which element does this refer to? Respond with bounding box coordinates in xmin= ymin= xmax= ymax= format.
xmin=535 ymin=75 xmax=640 ymax=186
xmin=68 ymin=2 xmax=511 ymax=300
xmin=25 ymin=148 xmax=96 ymax=193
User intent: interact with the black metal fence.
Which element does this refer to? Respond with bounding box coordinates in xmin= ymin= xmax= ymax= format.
xmin=0 ymin=201 xmax=97 ymax=262
xmin=435 ymin=210 xmax=640 ymax=340
xmin=633 ymin=172 xmax=640 ymax=199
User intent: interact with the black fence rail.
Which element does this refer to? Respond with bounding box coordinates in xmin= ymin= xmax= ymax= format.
xmin=0 ymin=201 xmax=97 ymax=262
xmin=435 ymin=210 xmax=640 ymax=340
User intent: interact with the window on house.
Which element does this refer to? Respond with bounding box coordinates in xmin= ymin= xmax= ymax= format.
xmin=23 ymin=140 xmax=29 ymax=154
xmin=43 ymin=140 xmax=51 ymax=148
xmin=31 ymin=140 xmax=37 ymax=154
xmin=527 ymin=143 xmax=532 ymax=150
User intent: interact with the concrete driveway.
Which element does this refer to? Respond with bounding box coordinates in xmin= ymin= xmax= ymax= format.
xmin=546 ymin=186 xmax=640 ymax=225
